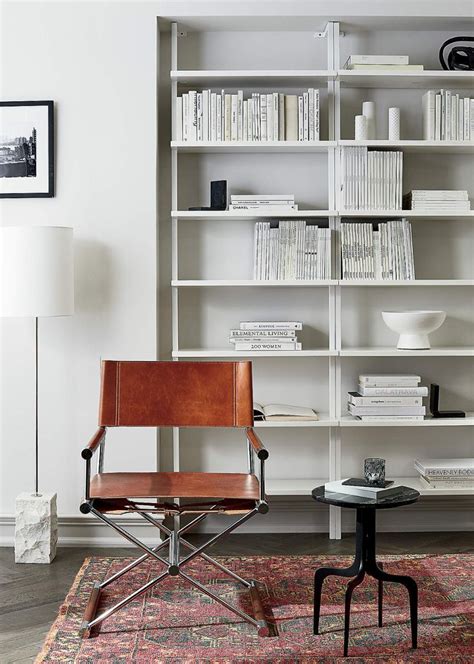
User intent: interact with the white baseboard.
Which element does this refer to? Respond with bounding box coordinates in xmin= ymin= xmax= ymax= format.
xmin=1 ymin=497 xmax=472 ymax=546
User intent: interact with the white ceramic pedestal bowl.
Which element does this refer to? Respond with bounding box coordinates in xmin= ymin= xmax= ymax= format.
xmin=382 ymin=310 xmax=446 ymax=349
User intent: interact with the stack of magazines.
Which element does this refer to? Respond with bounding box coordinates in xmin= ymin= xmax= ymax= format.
xmin=341 ymin=220 xmax=415 ymax=280
xmin=229 ymin=321 xmax=302 ymax=351
xmin=348 ymin=374 xmax=428 ymax=421
xmin=342 ymin=147 xmax=403 ymax=210
xmin=229 ymin=194 xmax=297 ymax=212
xmin=175 ymin=89 xmax=320 ymax=142
xmin=403 ymin=190 xmax=471 ymax=211
xmin=415 ymin=458 xmax=474 ymax=490
xmin=254 ymin=221 xmax=331 ymax=280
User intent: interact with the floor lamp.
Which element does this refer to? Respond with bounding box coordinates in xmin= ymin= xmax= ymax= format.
xmin=0 ymin=226 xmax=74 ymax=563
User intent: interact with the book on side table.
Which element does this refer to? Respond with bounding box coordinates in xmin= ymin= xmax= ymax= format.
xmin=324 ymin=479 xmax=404 ymax=501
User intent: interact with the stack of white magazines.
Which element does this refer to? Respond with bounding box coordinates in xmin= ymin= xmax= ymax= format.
xmin=229 ymin=321 xmax=302 ymax=351
xmin=349 ymin=374 xmax=427 ymax=421
xmin=343 ymin=54 xmax=423 ymax=72
xmin=175 ymin=89 xmax=320 ymax=142
xmin=342 ymin=147 xmax=403 ymax=210
xmin=341 ymin=220 xmax=415 ymax=280
xmin=415 ymin=458 xmax=474 ymax=490
xmin=422 ymin=90 xmax=473 ymax=141
xmin=229 ymin=194 xmax=297 ymax=212
xmin=403 ymin=190 xmax=471 ymax=211
xmin=254 ymin=221 xmax=331 ymax=280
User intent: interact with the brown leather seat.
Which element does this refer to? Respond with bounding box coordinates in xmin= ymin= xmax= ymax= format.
xmin=89 ymin=471 xmax=260 ymax=500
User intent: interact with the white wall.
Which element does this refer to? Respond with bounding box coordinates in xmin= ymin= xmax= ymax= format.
xmin=0 ymin=1 xmax=159 ymax=544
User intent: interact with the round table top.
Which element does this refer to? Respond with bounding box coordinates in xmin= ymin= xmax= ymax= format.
xmin=312 ymin=484 xmax=420 ymax=509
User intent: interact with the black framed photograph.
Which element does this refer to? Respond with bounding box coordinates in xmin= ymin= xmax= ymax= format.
xmin=0 ymin=101 xmax=54 ymax=198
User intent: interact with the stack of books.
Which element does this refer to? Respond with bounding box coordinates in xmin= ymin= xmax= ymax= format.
xmin=403 ymin=190 xmax=471 ymax=212
xmin=343 ymin=55 xmax=423 ymax=72
xmin=176 ymin=89 xmax=320 ymax=142
xmin=342 ymin=147 xmax=403 ymax=210
xmin=341 ymin=220 xmax=415 ymax=280
xmin=415 ymin=458 xmax=474 ymax=490
xmin=254 ymin=221 xmax=331 ymax=280
xmin=422 ymin=90 xmax=473 ymax=141
xmin=253 ymin=402 xmax=319 ymax=421
xmin=229 ymin=194 xmax=297 ymax=212
xmin=229 ymin=321 xmax=302 ymax=351
xmin=324 ymin=479 xmax=404 ymax=502
xmin=348 ymin=374 xmax=428 ymax=421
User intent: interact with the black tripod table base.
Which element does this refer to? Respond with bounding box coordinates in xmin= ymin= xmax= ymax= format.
xmin=313 ymin=507 xmax=418 ymax=657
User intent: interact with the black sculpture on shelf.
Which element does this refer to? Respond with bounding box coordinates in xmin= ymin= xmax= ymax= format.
xmin=439 ymin=36 xmax=474 ymax=70
xmin=430 ymin=383 xmax=466 ymax=418
xmin=189 ymin=180 xmax=227 ymax=211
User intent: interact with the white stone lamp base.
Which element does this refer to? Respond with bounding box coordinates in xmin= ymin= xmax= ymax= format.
xmin=15 ymin=492 xmax=58 ymax=564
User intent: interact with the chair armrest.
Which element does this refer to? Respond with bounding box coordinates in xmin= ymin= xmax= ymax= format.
xmin=246 ymin=427 xmax=269 ymax=460
xmin=81 ymin=427 xmax=106 ymax=460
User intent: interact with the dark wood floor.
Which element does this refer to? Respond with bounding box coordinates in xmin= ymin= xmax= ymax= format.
xmin=1 ymin=532 xmax=472 ymax=663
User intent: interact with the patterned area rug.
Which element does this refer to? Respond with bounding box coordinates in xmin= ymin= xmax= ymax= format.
xmin=36 ymin=553 xmax=473 ymax=663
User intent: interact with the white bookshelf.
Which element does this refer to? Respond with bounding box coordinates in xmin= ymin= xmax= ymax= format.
xmin=162 ymin=15 xmax=474 ymax=539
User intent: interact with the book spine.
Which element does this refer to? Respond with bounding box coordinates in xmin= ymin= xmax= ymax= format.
xmin=237 ymin=90 xmax=243 ymax=141
xmin=349 ymin=396 xmax=423 ymax=406
xmin=234 ymin=342 xmax=302 ymax=351
xmin=175 ymin=96 xmax=183 ymax=141
xmin=188 ymin=90 xmax=197 ymax=141
xmin=231 ymin=94 xmax=238 ymax=141
xmin=303 ymin=92 xmax=309 ymax=141
xmin=240 ymin=321 xmax=303 ymax=330
xmin=202 ymin=90 xmax=209 ymax=141
xmin=279 ymin=93 xmax=285 ymax=140
xmin=182 ymin=94 xmax=189 ymax=141
xmin=273 ymin=92 xmax=279 ymax=141
xmin=260 ymin=94 xmax=267 ymax=141
xmin=285 ymin=95 xmax=298 ymax=141
xmin=210 ymin=93 xmax=217 ymax=142
xmin=347 ymin=55 xmax=410 ymax=65
xmin=298 ymin=96 xmax=304 ymax=141
xmin=216 ymin=93 xmax=222 ymax=142
xmin=224 ymin=94 xmax=231 ymax=141
xmin=422 ymin=90 xmax=436 ymax=141
xmin=196 ymin=92 xmax=203 ymax=141
xmin=358 ymin=415 xmax=425 ymax=421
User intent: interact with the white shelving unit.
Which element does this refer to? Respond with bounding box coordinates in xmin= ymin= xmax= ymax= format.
xmin=163 ymin=15 xmax=474 ymax=539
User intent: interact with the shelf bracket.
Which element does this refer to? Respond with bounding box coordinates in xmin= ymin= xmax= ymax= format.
xmin=314 ymin=24 xmax=344 ymax=39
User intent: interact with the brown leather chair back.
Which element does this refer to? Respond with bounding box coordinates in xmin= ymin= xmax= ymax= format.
xmin=98 ymin=360 xmax=254 ymax=427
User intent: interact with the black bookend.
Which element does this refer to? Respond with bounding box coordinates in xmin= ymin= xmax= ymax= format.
xmin=430 ymin=383 xmax=465 ymax=418
xmin=189 ymin=180 xmax=227 ymax=211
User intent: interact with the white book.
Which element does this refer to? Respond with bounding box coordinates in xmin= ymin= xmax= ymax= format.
xmin=182 ymin=94 xmax=189 ymax=141
xmin=452 ymin=94 xmax=458 ymax=142
xmin=234 ymin=341 xmax=302 ymax=351
xmin=260 ymin=94 xmax=267 ymax=141
xmin=470 ymin=99 xmax=474 ymax=140
xmin=230 ymin=335 xmax=298 ymax=343
xmin=266 ymin=93 xmax=273 ymax=141
xmin=420 ymin=476 xmax=474 ymax=489
xmin=348 ymin=404 xmax=426 ymax=416
xmin=458 ymin=94 xmax=463 ymax=141
xmin=347 ymin=64 xmax=423 ymax=71
xmin=224 ymin=94 xmax=231 ymax=140
xmin=345 ymin=55 xmax=410 ymax=66
xmin=196 ymin=92 xmax=203 ymax=141
xmin=324 ymin=479 xmax=405 ymax=501
xmin=253 ymin=222 xmax=259 ymax=279
xmin=247 ymin=98 xmax=253 ymax=142
xmin=231 ymin=94 xmax=238 ymax=141
xmin=243 ymin=100 xmax=248 ymax=142
xmin=358 ymin=415 xmax=425 ymax=421
xmin=314 ymin=89 xmax=320 ymax=140
xmin=210 ymin=93 xmax=217 ymax=142
xmin=303 ymin=92 xmax=309 ymax=141
xmin=298 ymin=96 xmax=304 ymax=141
xmin=273 ymin=93 xmax=279 ymax=141
xmin=240 ymin=321 xmax=303 ymax=330
xmin=445 ymin=90 xmax=451 ymax=140
xmin=254 ymin=402 xmax=318 ymax=421
xmin=278 ymin=93 xmax=285 ymax=140
xmin=229 ymin=205 xmax=298 ymax=212
xmin=175 ymin=96 xmax=183 ymax=141
xmin=188 ymin=90 xmax=197 ymax=141
xmin=408 ymin=190 xmax=468 ymax=200
xmin=232 ymin=194 xmax=295 ymax=201
xmin=202 ymin=90 xmax=209 ymax=141
xmin=230 ymin=328 xmax=298 ymax=338
xmin=308 ymin=89 xmax=314 ymax=141
xmin=237 ymin=90 xmax=243 ymax=141
xmin=464 ymin=97 xmax=470 ymax=140
xmin=422 ymin=90 xmax=436 ymax=140
xmin=348 ymin=392 xmax=423 ymax=406
xmin=414 ymin=458 xmax=474 ymax=476
xmin=359 ymin=385 xmax=428 ymax=397
xmin=435 ymin=94 xmax=442 ymax=141
xmin=359 ymin=374 xmax=420 ymax=384
xmin=216 ymin=94 xmax=222 ymax=142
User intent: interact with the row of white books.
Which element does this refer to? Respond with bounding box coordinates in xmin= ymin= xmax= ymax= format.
xmin=349 ymin=375 xmax=426 ymax=420
xmin=343 ymin=54 xmax=423 ymax=72
xmin=403 ymin=190 xmax=471 ymax=211
xmin=341 ymin=220 xmax=415 ymax=280
xmin=342 ymin=147 xmax=403 ymax=211
xmin=176 ymin=89 xmax=320 ymax=142
xmin=422 ymin=90 xmax=474 ymax=141
xmin=230 ymin=321 xmax=303 ymax=351
xmin=415 ymin=457 xmax=474 ymax=489
xmin=253 ymin=221 xmax=331 ymax=281
xmin=229 ymin=193 xmax=297 ymax=212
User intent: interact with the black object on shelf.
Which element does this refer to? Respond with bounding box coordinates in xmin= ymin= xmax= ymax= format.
xmin=439 ymin=36 xmax=474 ymax=70
xmin=430 ymin=383 xmax=466 ymax=418
xmin=189 ymin=180 xmax=227 ymax=211
xmin=342 ymin=478 xmax=394 ymax=489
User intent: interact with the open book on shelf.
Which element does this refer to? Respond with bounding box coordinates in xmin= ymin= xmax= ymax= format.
xmin=253 ymin=402 xmax=319 ymax=422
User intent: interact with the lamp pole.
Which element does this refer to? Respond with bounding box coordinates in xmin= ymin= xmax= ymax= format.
xmin=34 ymin=317 xmax=40 ymax=497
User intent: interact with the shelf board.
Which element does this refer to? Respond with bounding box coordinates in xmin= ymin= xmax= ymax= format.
xmin=340 ymin=280 xmax=474 ymax=287
xmin=255 ymin=415 xmax=336 ymax=428
xmin=171 ymin=141 xmax=336 ymax=153
xmin=172 ymin=279 xmax=337 ymax=287
xmin=172 ymin=348 xmax=337 ymax=358
xmin=266 ymin=479 xmax=327 ymax=496
xmin=341 ymin=413 xmax=474 ymax=427
xmin=171 ymin=210 xmax=336 ymax=220
xmin=338 ymin=69 xmax=474 ymax=89
xmin=340 ymin=347 xmax=474 ymax=357
xmin=392 ymin=477 xmax=474 ymax=497
xmin=340 ymin=210 xmax=474 ymax=220
xmin=171 ymin=69 xmax=336 ymax=87
xmin=339 ymin=140 xmax=474 ymax=154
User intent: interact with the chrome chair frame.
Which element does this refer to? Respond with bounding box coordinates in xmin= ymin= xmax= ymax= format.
xmin=79 ymin=427 xmax=272 ymax=637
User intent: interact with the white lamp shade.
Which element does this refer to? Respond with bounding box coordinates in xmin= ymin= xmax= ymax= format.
xmin=0 ymin=226 xmax=74 ymax=317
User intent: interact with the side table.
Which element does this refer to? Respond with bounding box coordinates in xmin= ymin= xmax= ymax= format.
xmin=312 ymin=484 xmax=420 ymax=657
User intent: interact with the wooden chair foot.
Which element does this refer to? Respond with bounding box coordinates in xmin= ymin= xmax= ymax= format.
xmin=80 ymin=581 xmax=102 ymax=638
xmin=249 ymin=581 xmax=277 ymax=636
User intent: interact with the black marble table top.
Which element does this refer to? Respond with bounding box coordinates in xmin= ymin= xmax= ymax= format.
xmin=312 ymin=484 xmax=420 ymax=509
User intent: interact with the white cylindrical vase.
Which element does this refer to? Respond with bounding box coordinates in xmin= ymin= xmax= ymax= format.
xmin=355 ymin=114 xmax=369 ymax=140
xmin=362 ymin=101 xmax=376 ymax=139
xmin=388 ymin=107 xmax=401 ymax=140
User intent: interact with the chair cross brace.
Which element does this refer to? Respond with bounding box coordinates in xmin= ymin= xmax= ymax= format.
xmin=80 ymin=505 xmax=272 ymax=637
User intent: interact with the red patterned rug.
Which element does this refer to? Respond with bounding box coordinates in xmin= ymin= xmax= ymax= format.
xmin=36 ymin=554 xmax=473 ymax=663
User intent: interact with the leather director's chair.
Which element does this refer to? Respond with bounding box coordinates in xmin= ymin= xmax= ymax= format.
xmin=80 ymin=360 xmax=271 ymax=637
